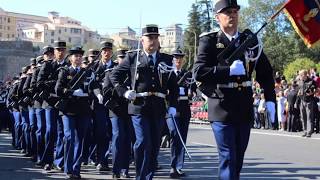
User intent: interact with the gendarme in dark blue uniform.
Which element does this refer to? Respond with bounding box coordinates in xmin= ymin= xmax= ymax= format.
xmin=110 ymin=24 xmax=178 ymax=180
xmin=193 ymin=0 xmax=276 ymax=179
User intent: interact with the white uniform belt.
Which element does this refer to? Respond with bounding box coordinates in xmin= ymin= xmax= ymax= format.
xmin=178 ymin=96 xmax=189 ymax=100
xmin=217 ymin=81 xmax=252 ymax=88
xmin=136 ymin=92 xmax=166 ymax=98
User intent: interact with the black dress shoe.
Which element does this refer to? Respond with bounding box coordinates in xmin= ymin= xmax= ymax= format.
xmin=96 ymin=163 xmax=110 ymax=171
xmin=306 ymin=134 xmax=312 ymax=138
xmin=120 ymin=172 xmax=130 ymax=178
xmin=53 ymin=165 xmax=63 ymax=172
xmin=71 ymin=174 xmax=81 ymax=179
xmin=65 ymin=174 xmax=73 ymax=179
xmin=176 ymin=169 xmax=186 ymax=177
xmin=301 ymin=132 xmax=307 ymax=137
xmin=112 ymin=173 xmax=120 ymax=179
xmin=35 ymin=161 xmax=43 ymax=168
xmin=43 ymin=164 xmax=53 ymax=171
xmin=170 ymin=168 xmax=180 ymax=178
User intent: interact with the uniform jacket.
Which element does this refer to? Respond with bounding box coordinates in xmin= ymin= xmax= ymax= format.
xmin=103 ymin=67 xmax=129 ymax=118
xmin=193 ymin=30 xmax=276 ymax=123
xmin=175 ymin=69 xmax=197 ymax=118
xmin=55 ymin=66 xmax=94 ymax=116
xmin=110 ymin=51 xmax=178 ymax=117
xmin=31 ymin=66 xmax=42 ymax=108
xmin=37 ymin=59 xmax=69 ymax=108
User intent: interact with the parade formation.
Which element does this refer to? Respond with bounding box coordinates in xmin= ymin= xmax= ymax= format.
xmin=0 ymin=0 xmax=320 ymax=180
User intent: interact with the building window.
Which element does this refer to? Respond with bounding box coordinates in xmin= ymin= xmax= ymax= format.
xmin=7 ymin=34 xmax=10 ymax=38
xmin=51 ymin=39 xmax=54 ymax=43
xmin=8 ymin=18 xmax=10 ymax=23
xmin=11 ymin=34 xmax=14 ymax=38
xmin=7 ymin=26 xmax=10 ymax=30
xmin=68 ymin=37 xmax=71 ymax=43
xmin=0 ymin=25 xmax=2 ymax=29
xmin=51 ymin=31 xmax=54 ymax=36
xmin=0 ymin=33 xmax=2 ymax=37
xmin=65 ymin=28 xmax=67 ymax=32
xmin=59 ymin=29 xmax=61 ymax=34
xmin=58 ymin=37 xmax=61 ymax=41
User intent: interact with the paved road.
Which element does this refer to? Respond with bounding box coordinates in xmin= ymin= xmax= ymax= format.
xmin=0 ymin=124 xmax=319 ymax=179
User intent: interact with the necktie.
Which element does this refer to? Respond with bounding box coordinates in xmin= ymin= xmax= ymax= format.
xmin=148 ymin=55 xmax=154 ymax=66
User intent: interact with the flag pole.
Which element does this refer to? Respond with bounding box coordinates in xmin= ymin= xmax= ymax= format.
xmin=256 ymin=2 xmax=288 ymax=35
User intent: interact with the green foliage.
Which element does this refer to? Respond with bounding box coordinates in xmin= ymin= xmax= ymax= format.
xmin=283 ymin=58 xmax=316 ymax=79
xmin=184 ymin=3 xmax=202 ymax=70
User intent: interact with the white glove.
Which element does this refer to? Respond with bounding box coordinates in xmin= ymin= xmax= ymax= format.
xmin=229 ymin=60 xmax=245 ymax=76
xmin=124 ymin=90 xmax=136 ymax=100
xmin=179 ymin=87 xmax=185 ymax=95
xmin=97 ymin=94 xmax=103 ymax=104
xmin=168 ymin=107 xmax=177 ymax=117
xmin=72 ymin=89 xmax=84 ymax=97
xmin=266 ymin=101 xmax=275 ymax=123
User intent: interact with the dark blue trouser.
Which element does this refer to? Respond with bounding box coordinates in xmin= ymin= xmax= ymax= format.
xmin=62 ymin=115 xmax=89 ymax=175
xmin=131 ymin=114 xmax=164 ymax=180
xmin=54 ymin=115 xmax=64 ymax=167
xmin=167 ymin=116 xmax=190 ymax=170
xmin=13 ymin=111 xmax=22 ymax=148
xmin=21 ymin=109 xmax=30 ymax=153
xmin=110 ymin=115 xmax=131 ymax=174
xmin=93 ymin=105 xmax=111 ymax=166
xmin=211 ymin=121 xmax=251 ymax=180
xmin=35 ymin=108 xmax=45 ymax=162
xmin=41 ymin=108 xmax=58 ymax=164
xmin=28 ymin=108 xmax=37 ymax=156
xmin=82 ymin=118 xmax=95 ymax=164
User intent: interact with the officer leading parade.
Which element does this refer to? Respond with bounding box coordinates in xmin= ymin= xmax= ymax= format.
xmin=0 ymin=0 xmax=320 ymax=180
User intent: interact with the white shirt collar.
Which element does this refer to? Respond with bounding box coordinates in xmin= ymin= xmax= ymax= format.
xmin=223 ymin=31 xmax=239 ymax=42
xmin=174 ymin=67 xmax=182 ymax=75
xmin=144 ymin=51 xmax=157 ymax=61
xmin=57 ymin=59 xmax=65 ymax=65
xmin=102 ymin=59 xmax=112 ymax=67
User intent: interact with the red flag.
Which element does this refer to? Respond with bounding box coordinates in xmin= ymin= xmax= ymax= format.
xmin=284 ymin=0 xmax=320 ymax=48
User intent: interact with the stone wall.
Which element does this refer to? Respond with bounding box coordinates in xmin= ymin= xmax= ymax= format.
xmin=0 ymin=41 xmax=34 ymax=80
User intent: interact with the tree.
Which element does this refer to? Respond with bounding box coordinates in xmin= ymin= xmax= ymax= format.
xmin=197 ymin=0 xmax=213 ymax=32
xmin=184 ymin=3 xmax=202 ymax=70
xmin=283 ymin=58 xmax=316 ymax=80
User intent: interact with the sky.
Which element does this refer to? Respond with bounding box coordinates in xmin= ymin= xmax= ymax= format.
xmin=0 ymin=0 xmax=248 ymax=35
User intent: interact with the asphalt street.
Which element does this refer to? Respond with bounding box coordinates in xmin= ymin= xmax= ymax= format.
xmin=0 ymin=124 xmax=319 ymax=180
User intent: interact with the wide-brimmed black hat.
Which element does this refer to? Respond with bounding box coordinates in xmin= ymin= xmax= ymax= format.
xmin=69 ymin=46 xmax=84 ymax=55
xmin=88 ymin=49 xmax=100 ymax=57
xmin=30 ymin=58 xmax=36 ymax=65
xmin=100 ymin=41 xmax=113 ymax=50
xmin=42 ymin=46 xmax=54 ymax=55
xmin=142 ymin=24 xmax=160 ymax=36
xmin=214 ymin=0 xmax=240 ymax=13
xmin=36 ymin=55 xmax=44 ymax=64
xmin=54 ymin=41 xmax=66 ymax=49
xmin=172 ymin=49 xmax=185 ymax=57
xmin=116 ymin=48 xmax=128 ymax=58
xmin=21 ymin=66 xmax=30 ymax=74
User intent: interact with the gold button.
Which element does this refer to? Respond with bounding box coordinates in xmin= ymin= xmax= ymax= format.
xmin=238 ymin=87 xmax=242 ymax=91
xmin=152 ymin=84 xmax=155 ymax=87
xmin=237 ymin=77 xmax=241 ymax=80
xmin=152 ymin=77 xmax=155 ymax=80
